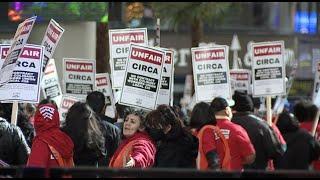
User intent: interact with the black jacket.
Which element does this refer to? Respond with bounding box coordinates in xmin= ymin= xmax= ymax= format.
xmin=232 ymin=112 xmax=284 ymax=169
xmin=275 ymin=120 xmax=320 ymax=170
xmin=0 ymin=118 xmax=30 ymax=166
xmin=154 ymin=129 xmax=198 ymax=168
xmin=97 ymin=114 xmax=121 ymax=166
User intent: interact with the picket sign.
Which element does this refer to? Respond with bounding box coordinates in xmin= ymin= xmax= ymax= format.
xmin=108 ymin=28 xmax=148 ymax=89
xmin=40 ymin=19 xmax=64 ymax=72
xmin=0 ymin=16 xmax=37 ymax=86
xmin=119 ymin=44 xmax=165 ymax=110
xmin=251 ymin=41 xmax=286 ymax=126
xmin=191 ymin=45 xmax=232 ymax=103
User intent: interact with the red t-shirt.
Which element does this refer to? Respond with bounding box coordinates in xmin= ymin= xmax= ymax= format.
xmin=216 ymin=119 xmax=255 ymax=170
xmin=300 ymin=121 xmax=320 ymax=170
xmin=201 ymin=127 xmax=225 ymax=167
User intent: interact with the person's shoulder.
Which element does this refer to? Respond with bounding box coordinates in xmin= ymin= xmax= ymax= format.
xmin=0 ymin=118 xmax=21 ymax=133
xmin=298 ymin=128 xmax=315 ymax=139
xmin=99 ymin=114 xmax=115 ymax=124
xmin=230 ymin=121 xmax=250 ymax=134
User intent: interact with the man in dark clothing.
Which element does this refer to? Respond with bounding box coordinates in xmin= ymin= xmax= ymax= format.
xmin=276 ymin=111 xmax=320 ymax=169
xmin=0 ymin=117 xmax=30 ymax=166
xmin=86 ymin=91 xmax=121 ymax=165
xmin=231 ymin=91 xmax=285 ymax=170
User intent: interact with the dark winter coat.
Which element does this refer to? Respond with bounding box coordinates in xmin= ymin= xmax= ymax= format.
xmin=154 ymin=129 xmax=198 ymax=168
xmin=232 ymin=112 xmax=284 ymax=169
xmin=0 ymin=118 xmax=30 ymax=165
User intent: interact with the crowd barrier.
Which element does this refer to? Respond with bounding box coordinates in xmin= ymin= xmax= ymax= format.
xmin=1 ymin=166 xmax=320 ymax=178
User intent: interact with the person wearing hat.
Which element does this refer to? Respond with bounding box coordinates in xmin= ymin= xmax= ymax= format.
xmin=209 ymin=96 xmax=256 ymax=170
xmin=231 ymin=91 xmax=285 ymax=170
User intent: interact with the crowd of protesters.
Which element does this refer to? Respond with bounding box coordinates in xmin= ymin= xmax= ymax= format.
xmin=1 ymin=90 xmax=320 ymax=173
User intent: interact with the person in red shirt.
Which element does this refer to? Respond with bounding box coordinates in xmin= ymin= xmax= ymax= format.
xmin=209 ymin=97 xmax=256 ymax=171
xmin=294 ymin=101 xmax=320 ymax=170
xmin=189 ymin=102 xmax=230 ymax=170
xmin=27 ymin=99 xmax=74 ymax=176
xmin=109 ymin=107 xmax=156 ymax=168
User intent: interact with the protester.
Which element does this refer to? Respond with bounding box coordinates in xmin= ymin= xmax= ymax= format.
xmin=114 ymin=103 xmax=126 ymax=130
xmin=86 ymin=91 xmax=121 ymax=165
xmin=171 ymin=105 xmax=189 ymax=127
xmin=144 ymin=104 xmax=198 ymax=168
xmin=209 ymin=97 xmax=256 ymax=170
xmin=231 ymin=91 xmax=285 ymax=170
xmin=62 ymin=102 xmax=106 ymax=166
xmin=294 ymin=101 xmax=320 ymax=170
xmin=109 ymin=107 xmax=156 ymax=168
xmin=189 ymin=102 xmax=231 ymax=170
xmin=0 ymin=116 xmax=29 ymax=166
xmin=17 ymin=105 xmax=35 ymax=147
xmin=275 ymin=111 xmax=320 ymax=169
xmin=22 ymin=103 xmax=36 ymax=126
xmin=0 ymin=103 xmax=35 ymax=147
xmin=27 ymin=99 xmax=74 ymax=175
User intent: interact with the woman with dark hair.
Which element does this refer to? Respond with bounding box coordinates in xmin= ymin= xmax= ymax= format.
xmin=144 ymin=104 xmax=198 ymax=168
xmin=189 ymin=102 xmax=230 ymax=170
xmin=61 ymin=102 xmax=106 ymax=166
xmin=109 ymin=107 xmax=156 ymax=168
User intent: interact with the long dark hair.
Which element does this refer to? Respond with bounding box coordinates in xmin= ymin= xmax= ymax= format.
xmin=62 ymin=102 xmax=105 ymax=158
xmin=189 ymin=102 xmax=216 ymax=131
xmin=145 ymin=104 xmax=184 ymax=140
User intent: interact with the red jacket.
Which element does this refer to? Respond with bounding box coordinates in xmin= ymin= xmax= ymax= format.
xmin=27 ymin=104 xmax=74 ymax=171
xmin=110 ymin=131 xmax=156 ymax=168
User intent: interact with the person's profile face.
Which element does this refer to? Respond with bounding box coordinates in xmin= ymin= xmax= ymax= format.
xmin=123 ymin=114 xmax=141 ymax=138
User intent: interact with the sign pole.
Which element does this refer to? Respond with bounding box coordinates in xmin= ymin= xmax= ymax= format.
xmin=11 ymin=102 xmax=18 ymax=125
xmin=266 ymin=96 xmax=272 ymax=126
xmin=311 ymin=109 xmax=320 ymax=137
xmin=155 ymin=18 xmax=160 ymax=47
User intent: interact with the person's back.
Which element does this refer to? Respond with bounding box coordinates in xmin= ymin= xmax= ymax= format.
xmin=232 ymin=91 xmax=284 ymax=169
xmin=155 ymin=128 xmax=198 ymax=168
xmin=86 ymin=91 xmax=121 ymax=166
xmin=276 ymin=111 xmax=320 ymax=169
xmin=27 ymin=100 xmax=74 ymax=179
xmin=210 ymin=97 xmax=256 ymax=170
xmin=62 ymin=102 xmax=106 ymax=167
xmin=145 ymin=105 xmax=198 ymax=168
xmin=0 ymin=117 xmax=30 ymax=166
xmin=232 ymin=113 xmax=284 ymax=169
xmin=96 ymin=114 xmax=121 ymax=165
xmin=279 ymin=129 xmax=320 ymax=169
xmin=294 ymin=102 xmax=320 ymax=170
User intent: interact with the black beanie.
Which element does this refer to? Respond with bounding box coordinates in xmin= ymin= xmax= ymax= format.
xmin=232 ymin=91 xmax=254 ymax=112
